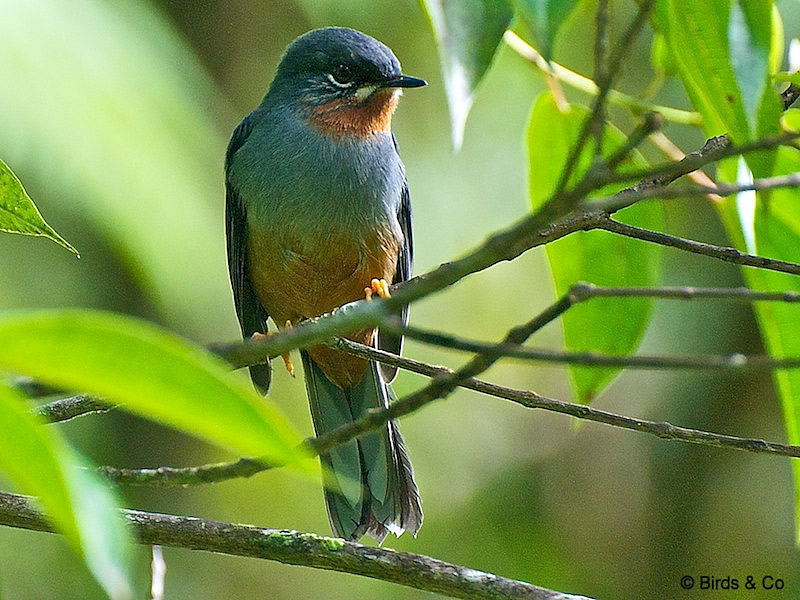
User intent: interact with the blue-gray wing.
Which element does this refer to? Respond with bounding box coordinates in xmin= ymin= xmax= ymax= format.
xmin=378 ymin=136 xmax=413 ymax=383
xmin=225 ymin=114 xmax=271 ymax=393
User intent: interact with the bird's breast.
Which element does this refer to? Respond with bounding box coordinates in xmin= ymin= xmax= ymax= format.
xmin=247 ymin=218 xmax=401 ymax=323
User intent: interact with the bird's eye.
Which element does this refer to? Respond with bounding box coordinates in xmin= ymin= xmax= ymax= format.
xmin=329 ymin=64 xmax=354 ymax=86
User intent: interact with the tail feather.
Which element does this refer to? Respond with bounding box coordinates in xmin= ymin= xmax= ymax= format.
xmin=301 ymin=351 xmax=422 ymax=542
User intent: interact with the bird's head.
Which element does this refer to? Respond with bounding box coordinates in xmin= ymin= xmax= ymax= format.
xmin=268 ymin=27 xmax=426 ymax=138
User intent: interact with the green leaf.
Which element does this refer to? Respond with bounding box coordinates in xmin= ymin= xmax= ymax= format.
xmin=527 ymin=92 xmax=662 ymax=403
xmin=783 ymin=108 xmax=800 ymax=131
xmin=422 ymin=0 xmax=514 ymax=150
xmin=513 ymin=0 xmax=579 ymax=61
xmin=717 ymin=147 xmax=800 ymax=544
xmin=653 ymin=0 xmax=781 ymax=176
xmin=770 ymin=5 xmax=785 ymax=74
xmin=0 ymin=158 xmax=78 ymax=255
xmin=0 ymin=385 xmax=132 ymax=598
xmin=0 ymin=310 xmax=309 ymax=468
xmin=774 ymin=72 xmax=800 ymax=86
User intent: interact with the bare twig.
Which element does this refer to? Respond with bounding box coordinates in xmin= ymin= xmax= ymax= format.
xmin=597 ymin=218 xmax=800 ymax=276
xmin=555 ymin=0 xmax=655 ymax=199
xmin=599 ymin=132 xmax=800 ymax=195
xmin=0 ymin=491 xmax=592 ymax=600
xmin=645 ymin=131 xmax=721 ymax=197
xmin=97 ymin=332 xmax=800 ymax=489
xmin=34 ymin=395 xmax=113 ymax=423
xmin=565 ymin=283 xmax=800 ymax=302
xmin=332 ymin=341 xmax=800 ymax=459
xmin=593 ymin=171 xmax=800 ymax=214
xmin=592 ymin=0 xmax=609 ymax=156
xmin=394 ymin=324 xmax=800 ymax=371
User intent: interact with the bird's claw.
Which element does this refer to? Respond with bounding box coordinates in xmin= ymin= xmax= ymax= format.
xmin=365 ymin=278 xmax=391 ymax=302
xmin=281 ymin=320 xmax=296 ymax=377
xmin=251 ymin=328 xmax=294 ymax=377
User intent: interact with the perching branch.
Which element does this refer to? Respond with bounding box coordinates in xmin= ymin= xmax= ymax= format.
xmin=213 ymin=129 xmax=799 ymax=374
xmin=96 ymin=334 xmax=800 ymax=488
xmin=0 ymin=491 xmax=592 ymax=600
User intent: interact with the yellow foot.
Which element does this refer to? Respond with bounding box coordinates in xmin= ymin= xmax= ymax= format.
xmin=282 ymin=320 xmax=295 ymax=377
xmin=251 ymin=329 xmax=295 ymax=377
xmin=365 ymin=278 xmax=391 ymax=302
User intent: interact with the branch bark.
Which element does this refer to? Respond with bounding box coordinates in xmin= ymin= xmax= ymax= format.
xmin=0 ymin=491 xmax=592 ymax=600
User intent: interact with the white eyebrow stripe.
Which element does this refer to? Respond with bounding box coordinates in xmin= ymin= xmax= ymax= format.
xmin=326 ymin=73 xmax=354 ymax=88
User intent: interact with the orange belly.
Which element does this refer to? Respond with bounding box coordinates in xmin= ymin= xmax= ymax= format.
xmin=247 ymin=223 xmax=400 ymax=388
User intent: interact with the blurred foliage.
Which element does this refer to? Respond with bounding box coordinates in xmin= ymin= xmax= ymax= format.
xmin=421 ymin=0 xmax=513 ymax=149
xmin=0 ymin=385 xmax=132 ymax=598
xmin=2 ymin=0 xmax=800 ymax=599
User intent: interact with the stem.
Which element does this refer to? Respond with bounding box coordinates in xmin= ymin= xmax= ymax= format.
xmin=503 ymin=31 xmax=701 ymax=126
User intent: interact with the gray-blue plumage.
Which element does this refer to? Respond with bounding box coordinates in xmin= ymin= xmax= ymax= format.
xmin=225 ymin=27 xmax=422 ymax=542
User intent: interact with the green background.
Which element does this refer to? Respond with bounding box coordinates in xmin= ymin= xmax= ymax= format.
xmin=1 ymin=0 xmax=799 ymax=598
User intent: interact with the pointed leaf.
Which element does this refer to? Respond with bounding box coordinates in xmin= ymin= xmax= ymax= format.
xmin=422 ymin=0 xmax=514 ymax=149
xmin=653 ymin=0 xmax=781 ymax=176
xmin=527 ymin=92 xmax=662 ymax=403
xmin=0 ymin=158 xmax=78 ymax=255
xmin=513 ymin=0 xmax=579 ymax=61
xmin=0 ymin=385 xmax=132 ymax=598
xmin=0 ymin=310 xmax=309 ymax=468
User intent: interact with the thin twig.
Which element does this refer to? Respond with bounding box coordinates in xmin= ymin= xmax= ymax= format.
xmin=566 ymin=282 xmax=800 ymax=302
xmin=306 ymin=295 xmax=580 ymax=462
xmin=34 ymin=395 xmax=113 ymax=423
xmin=592 ymin=0 xmax=609 ymax=157
xmin=554 ymin=0 xmax=655 ymax=199
xmin=597 ymin=218 xmax=800 ymax=276
xmin=210 ymin=128 xmax=798 ymax=373
xmin=0 ymin=491 xmax=592 ymax=600
xmin=598 ymin=132 xmax=800 ymax=195
xmin=599 ymin=112 xmax=663 ymax=175
xmin=645 ymin=131 xmax=721 ymax=198
xmin=593 ymin=171 xmax=800 ymax=214
xmin=393 ymin=325 xmax=800 ymax=371
xmin=332 ymin=341 xmax=800 ymax=459
xmin=98 ymin=329 xmax=800 ymax=489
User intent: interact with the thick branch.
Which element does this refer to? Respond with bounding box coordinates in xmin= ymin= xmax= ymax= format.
xmin=0 ymin=491 xmax=591 ymax=600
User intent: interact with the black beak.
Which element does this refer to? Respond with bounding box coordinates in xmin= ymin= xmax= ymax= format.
xmin=382 ymin=74 xmax=427 ymax=88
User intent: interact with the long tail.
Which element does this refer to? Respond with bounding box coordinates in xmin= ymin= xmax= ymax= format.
xmin=301 ymin=350 xmax=422 ymax=543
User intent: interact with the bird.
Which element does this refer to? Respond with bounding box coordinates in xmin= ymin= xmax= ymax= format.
xmin=224 ymin=27 xmax=425 ymax=543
